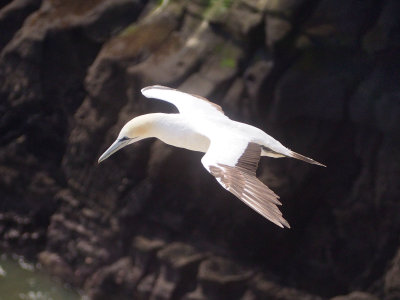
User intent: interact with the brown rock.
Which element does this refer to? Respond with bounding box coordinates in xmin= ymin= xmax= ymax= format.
xmin=129 ymin=236 xmax=166 ymax=288
xmin=151 ymin=243 xmax=205 ymax=300
xmin=84 ymin=257 xmax=136 ymax=300
xmin=385 ymin=249 xmax=400 ymax=299
xmin=185 ymin=257 xmax=252 ymax=300
xmin=38 ymin=251 xmax=75 ymax=284
xmin=362 ymin=0 xmax=400 ymax=53
xmin=265 ymin=0 xmax=306 ymax=13
xmin=243 ymin=274 xmax=323 ymax=300
xmin=0 ymin=0 xmax=41 ymax=49
xmin=226 ymin=2 xmax=264 ymax=38
xmin=330 ymin=291 xmax=379 ymax=300
xmin=265 ymin=15 xmax=292 ymax=47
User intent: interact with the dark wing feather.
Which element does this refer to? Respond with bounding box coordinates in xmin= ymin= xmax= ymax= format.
xmin=206 ymin=142 xmax=290 ymax=228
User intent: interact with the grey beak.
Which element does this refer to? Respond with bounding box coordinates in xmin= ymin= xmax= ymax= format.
xmin=98 ymin=138 xmax=131 ymax=163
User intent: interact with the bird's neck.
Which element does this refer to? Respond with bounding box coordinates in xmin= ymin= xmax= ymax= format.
xmin=140 ymin=113 xmax=179 ymax=137
xmin=146 ymin=113 xmax=210 ymax=152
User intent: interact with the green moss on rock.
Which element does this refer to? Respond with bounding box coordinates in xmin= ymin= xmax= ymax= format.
xmin=203 ymin=0 xmax=235 ymax=22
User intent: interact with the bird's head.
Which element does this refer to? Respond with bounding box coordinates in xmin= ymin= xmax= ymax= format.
xmin=98 ymin=114 xmax=155 ymax=163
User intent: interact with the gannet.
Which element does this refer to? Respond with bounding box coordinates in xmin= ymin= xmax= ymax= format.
xmin=98 ymin=85 xmax=325 ymax=228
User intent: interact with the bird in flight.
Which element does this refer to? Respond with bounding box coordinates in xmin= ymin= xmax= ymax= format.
xmin=98 ymin=85 xmax=325 ymax=228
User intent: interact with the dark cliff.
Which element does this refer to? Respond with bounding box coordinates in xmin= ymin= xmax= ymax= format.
xmin=1 ymin=0 xmax=399 ymax=299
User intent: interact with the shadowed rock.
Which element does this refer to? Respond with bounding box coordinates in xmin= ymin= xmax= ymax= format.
xmin=242 ymin=274 xmax=323 ymax=300
xmin=184 ymin=257 xmax=252 ymax=300
xmin=330 ymin=291 xmax=380 ymax=300
xmin=151 ymin=242 xmax=206 ymax=300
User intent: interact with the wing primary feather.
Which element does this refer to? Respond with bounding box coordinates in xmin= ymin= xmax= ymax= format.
xmin=223 ymin=174 xmax=281 ymax=204
xmin=204 ymin=142 xmax=289 ymax=228
xmin=221 ymin=167 xmax=280 ymax=199
xmin=209 ymin=164 xmax=290 ymax=228
xmin=225 ymin=184 xmax=284 ymax=227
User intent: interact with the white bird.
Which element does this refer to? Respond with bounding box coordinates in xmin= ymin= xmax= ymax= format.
xmin=98 ymin=85 xmax=325 ymax=228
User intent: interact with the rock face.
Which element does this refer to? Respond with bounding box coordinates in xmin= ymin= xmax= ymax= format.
xmin=1 ymin=0 xmax=399 ymax=299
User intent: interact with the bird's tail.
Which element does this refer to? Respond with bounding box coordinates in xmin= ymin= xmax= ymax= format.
xmin=287 ymin=150 xmax=326 ymax=167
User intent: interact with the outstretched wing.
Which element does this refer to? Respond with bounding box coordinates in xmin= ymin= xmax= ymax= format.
xmin=201 ymin=138 xmax=290 ymax=228
xmin=141 ymin=85 xmax=228 ymax=119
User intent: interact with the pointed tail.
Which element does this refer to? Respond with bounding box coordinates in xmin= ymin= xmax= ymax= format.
xmin=288 ymin=151 xmax=326 ymax=167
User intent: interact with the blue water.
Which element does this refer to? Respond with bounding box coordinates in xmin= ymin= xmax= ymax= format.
xmin=0 ymin=254 xmax=82 ymax=300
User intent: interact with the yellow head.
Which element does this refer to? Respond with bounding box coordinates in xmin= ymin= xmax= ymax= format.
xmin=98 ymin=114 xmax=158 ymax=163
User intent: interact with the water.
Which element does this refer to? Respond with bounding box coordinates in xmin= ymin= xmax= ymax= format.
xmin=0 ymin=254 xmax=82 ymax=300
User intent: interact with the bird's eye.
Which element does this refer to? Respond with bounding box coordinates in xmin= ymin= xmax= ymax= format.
xmin=119 ymin=136 xmax=130 ymax=142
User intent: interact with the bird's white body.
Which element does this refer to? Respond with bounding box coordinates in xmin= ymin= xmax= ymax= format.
xmin=148 ymin=113 xmax=288 ymax=156
xmin=99 ymin=85 xmax=325 ymax=228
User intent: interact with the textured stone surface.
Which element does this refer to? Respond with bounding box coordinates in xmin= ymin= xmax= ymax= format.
xmin=384 ymin=248 xmax=400 ymax=300
xmin=84 ymin=257 xmax=136 ymax=300
xmin=0 ymin=0 xmax=399 ymax=299
xmin=185 ymin=257 xmax=252 ymax=300
xmin=330 ymin=291 xmax=380 ymax=300
xmin=243 ymin=274 xmax=323 ymax=300
xmin=0 ymin=0 xmax=41 ymax=49
xmin=148 ymin=243 xmax=204 ymax=299
xmin=38 ymin=251 xmax=75 ymax=284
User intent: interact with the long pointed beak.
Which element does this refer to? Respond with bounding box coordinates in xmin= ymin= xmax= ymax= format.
xmin=98 ymin=138 xmax=131 ymax=163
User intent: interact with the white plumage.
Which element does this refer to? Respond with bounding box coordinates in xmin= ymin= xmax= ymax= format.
xmin=98 ymin=85 xmax=325 ymax=228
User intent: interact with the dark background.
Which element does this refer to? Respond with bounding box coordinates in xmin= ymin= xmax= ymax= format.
xmin=1 ymin=0 xmax=399 ymax=299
